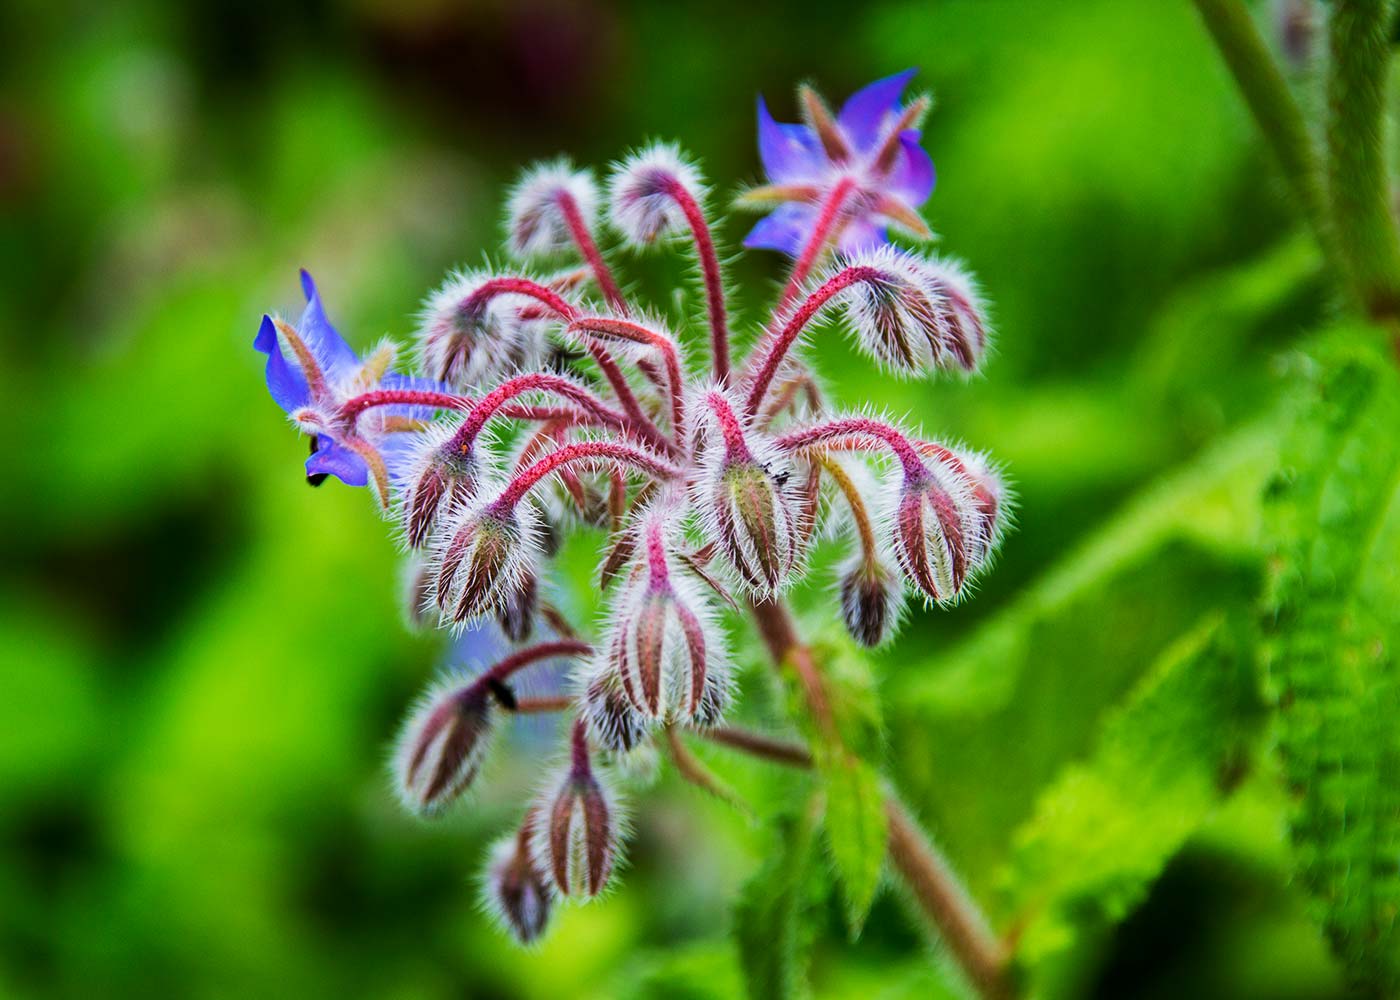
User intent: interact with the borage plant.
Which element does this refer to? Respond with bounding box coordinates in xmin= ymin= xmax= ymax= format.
xmin=255 ymin=72 xmax=1013 ymax=995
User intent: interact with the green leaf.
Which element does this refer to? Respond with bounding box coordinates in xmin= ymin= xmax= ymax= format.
xmin=1265 ymin=333 xmax=1400 ymax=993
xmin=733 ymin=799 xmax=825 ymax=1000
xmin=782 ymin=632 xmax=889 ymax=936
xmin=1001 ymin=615 xmax=1263 ymax=971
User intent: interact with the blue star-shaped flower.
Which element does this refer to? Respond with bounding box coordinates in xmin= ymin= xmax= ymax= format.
xmin=743 ymin=69 xmax=936 ymax=258
xmin=254 ymin=270 xmax=446 ymax=491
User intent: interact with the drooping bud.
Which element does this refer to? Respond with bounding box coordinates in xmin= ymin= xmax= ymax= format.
xmin=607 ymin=516 xmax=731 ymax=724
xmin=919 ymin=442 xmax=1007 ymax=571
xmin=433 ymin=500 xmax=541 ymax=625
xmin=400 ymin=423 xmax=485 ymax=549
xmin=839 ymin=555 xmax=906 ymax=647
xmin=533 ymin=722 xmax=624 ymax=899
xmin=704 ymin=455 xmax=804 ymax=595
xmin=892 ymin=454 xmax=984 ymax=605
xmin=393 ymin=677 xmax=495 ymax=815
xmin=607 ymin=144 xmax=706 ymax=245
xmin=838 ymin=247 xmax=988 ymax=376
xmin=418 ymin=271 xmax=559 ymax=390
xmin=482 ymin=813 xmax=553 ymax=945
xmin=506 ymin=159 xmax=600 ymax=258
xmin=496 ymin=568 xmax=538 ymax=643
xmin=581 ymin=658 xmax=653 ymax=753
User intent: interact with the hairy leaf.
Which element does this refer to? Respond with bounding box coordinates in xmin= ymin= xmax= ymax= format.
xmin=1265 ymin=335 xmax=1400 ymax=993
xmin=733 ymin=800 xmax=825 ymax=1000
xmin=1001 ymin=616 xmax=1262 ymax=968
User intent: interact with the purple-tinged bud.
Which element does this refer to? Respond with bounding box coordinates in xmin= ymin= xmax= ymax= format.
xmin=393 ymin=678 xmax=495 ymax=815
xmin=839 ymin=555 xmax=906 ymax=647
xmin=482 ymin=815 xmax=553 ymax=945
xmin=533 ymin=723 xmax=624 ymax=899
xmin=607 ymin=144 xmax=705 ymax=245
xmin=838 ymin=247 xmax=988 ymax=376
xmin=581 ymin=658 xmax=653 ymax=753
xmin=433 ymin=500 xmax=540 ymax=625
xmin=496 ymin=568 xmax=538 ymax=643
xmin=418 ymin=271 xmax=543 ymax=390
xmin=507 ymin=159 xmax=599 ymax=259
xmin=918 ymin=442 xmax=1008 ymax=571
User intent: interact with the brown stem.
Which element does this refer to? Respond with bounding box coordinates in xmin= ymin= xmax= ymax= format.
xmin=697 ymin=725 xmax=813 ymax=768
xmin=745 ymin=596 xmax=1015 ymax=1000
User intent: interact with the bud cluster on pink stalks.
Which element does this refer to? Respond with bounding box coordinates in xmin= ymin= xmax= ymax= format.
xmin=254 ymin=70 xmax=1008 ymax=943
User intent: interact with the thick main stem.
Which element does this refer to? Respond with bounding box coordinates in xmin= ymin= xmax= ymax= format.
xmin=1325 ymin=0 xmax=1400 ymax=320
xmin=747 ymin=596 xmax=1013 ymax=1000
xmin=1189 ymin=0 xmax=1346 ymax=293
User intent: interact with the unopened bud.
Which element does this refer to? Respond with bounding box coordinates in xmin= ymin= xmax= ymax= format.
xmin=582 ymin=659 xmax=653 ymax=753
xmin=892 ymin=459 xmax=981 ymax=605
xmin=705 ymin=456 xmax=804 ymax=595
xmin=507 ymin=160 xmax=599 ymax=258
xmin=533 ymin=725 xmax=623 ymax=899
xmin=607 ymin=144 xmax=705 ymax=245
xmin=840 ymin=248 xmax=988 ymax=376
xmin=839 ymin=556 xmax=905 ymax=647
xmin=496 ymin=568 xmax=538 ymax=643
xmin=483 ymin=815 xmax=553 ymax=945
xmin=394 ymin=678 xmax=495 ymax=815
xmin=402 ymin=425 xmax=482 ymax=549
xmin=434 ymin=501 xmax=540 ymax=625
xmin=418 ymin=271 xmax=527 ymax=389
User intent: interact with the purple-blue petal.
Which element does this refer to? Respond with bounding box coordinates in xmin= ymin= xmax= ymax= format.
xmin=306 ymin=436 xmax=369 ymax=487
xmin=888 ymin=131 xmax=936 ymax=206
xmin=297 ymin=270 xmax=359 ymax=382
xmin=743 ymin=203 xmax=820 ymax=257
xmin=757 ymin=97 xmax=827 ymax=183
xmin=254 ymin=314 xmax=310 ymax=413
xmin=837 ymin=218 xmax=889 ymax=256
xmin=378 ymin=429 xmax=428 ymax=485
xmin=838 ymin=69 xmax=917 ymax=153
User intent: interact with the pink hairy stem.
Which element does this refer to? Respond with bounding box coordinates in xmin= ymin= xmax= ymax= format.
xmin=494 ymin=441 xmax=680 ymax=510
xmin=662 ymin=176 xmax=731 ymax=384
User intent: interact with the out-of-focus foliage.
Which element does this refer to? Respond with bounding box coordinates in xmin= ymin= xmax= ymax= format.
xmin=0 ymin=0 xmax=1376 ymax=996
xmin=1265 ymin=333 xmax=1400 ymax=994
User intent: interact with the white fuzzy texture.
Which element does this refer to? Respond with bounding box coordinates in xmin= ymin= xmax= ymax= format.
xmin=529 ymin=761 xmax=629 ymax=900
xmin=607 ymin=143 xmax=707 ymax=246
xmin=424 ymin=492 xmax=543 ymax=631
xmin=506 ymin=159 xmax=600 ymax=259
xmin=480 ymin=833 xmax=553 ymax=946
xmin=835 ymin=246 xmax=989 ymax=378
xmin=390 ymin=673 xmax=494 ymax=816
xmin=416 ymin=269 xmax=554 ymax=392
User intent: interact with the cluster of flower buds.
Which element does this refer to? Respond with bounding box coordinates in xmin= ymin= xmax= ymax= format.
xmin=254 ymin=70 xmax=1007 ymax=944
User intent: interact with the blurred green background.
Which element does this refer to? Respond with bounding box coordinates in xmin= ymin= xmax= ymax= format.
xmin=0 ymin=0 xmax=1349 ymax=997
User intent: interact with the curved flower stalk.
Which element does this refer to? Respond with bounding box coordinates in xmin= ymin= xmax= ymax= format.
xmin=252 ymin=77 xmax=1011 ymax=970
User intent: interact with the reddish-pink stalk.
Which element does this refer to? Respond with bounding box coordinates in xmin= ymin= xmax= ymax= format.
xmin=745 ymin=264 xmax=884 ymax=415
xmin=483 ymin=639 xmax=592 ymax=685
xmin=446 ymin=373 xmax=626 ymax=455
xmin=776 ymin=416 xmax=926 ymax=477
xmin=662 ymin=176 xmax=731 ymax=383
xmin=462 ymin=276 xmax=673 ymax=455
xmin=569 ymin=317 xmax=685 ymax=439
xmin=337 ymin=388 xmax=471 ymax=424
xmin=495 ymin=441 xmax=679 ymax=509
xmin=776 ymin=175 xmax=859 ymax=309
xmin=702 ymin=391 xmax=752 ymax=461
xmin=556 ymin=192 xmax=629 ymax=313
xmin=570 ymin=715 xmax=591 ymax=771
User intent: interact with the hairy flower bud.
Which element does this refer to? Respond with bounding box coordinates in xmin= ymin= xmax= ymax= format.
xmin=507 ymin=160 xmax=599 ymax=258
xmin=533 ymin=726 xmax=624 ymax=899
xmin=581 ymin=659 xmax=652 ymax=753
xmin=839 ymin=555 xmax=906 ymax=647
xmin=394 ymin=678 xmax=495 ymax=815
xmin=418 ymin=271 xmax=552 ymax=390
xmin=839 ymin=247 xmax=988 ymax=376
xmin=608 ymin=144 xmax=705 ymax=245
xmin=483 ymin=816 xmax=553 ymax=945
xmin=401 ymin=424 xmax=484 ymax=549
xmin=702 ymin=453 xmax=804 ymax=595
xmin=434 ymin=501 xmax=540 ymax=625
xmin=892 ymin=456 xmax=984 ymax=604
xmin=496 ymin=568 xmax=538 ymax=643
